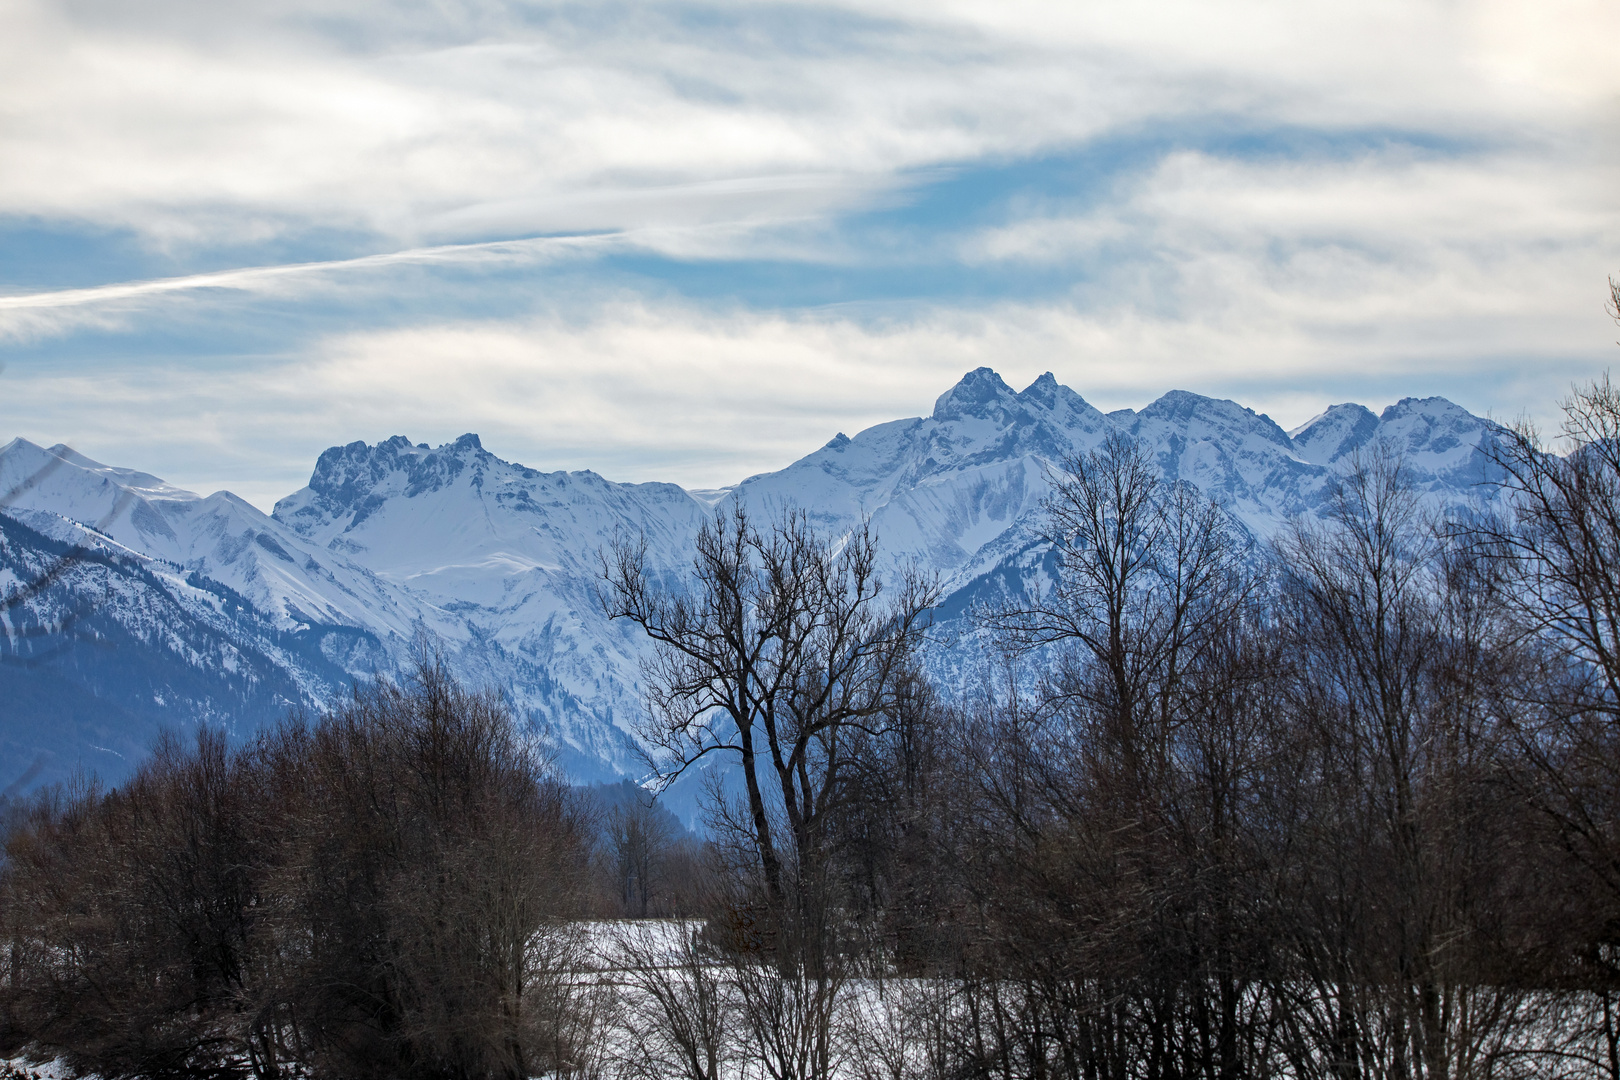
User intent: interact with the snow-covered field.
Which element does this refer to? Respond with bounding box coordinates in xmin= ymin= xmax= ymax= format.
xmin=8 ymin=917 xmax=1615 ymax=1080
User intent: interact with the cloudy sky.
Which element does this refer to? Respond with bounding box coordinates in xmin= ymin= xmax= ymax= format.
xmin=1 ymin=0 xmax=1616 ymax=508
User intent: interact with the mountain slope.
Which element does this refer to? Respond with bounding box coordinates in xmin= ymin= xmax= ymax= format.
xmin=0 ymin=437 xmax=418 ymax=650
xmin=0 ymin=511 xmax=362 ymax=793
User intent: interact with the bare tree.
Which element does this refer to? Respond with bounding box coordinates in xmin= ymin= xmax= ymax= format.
xmin=0 ymin=657 xmax=595 ymax=1080
xmin=610 ymin=920 xmax=729 ymax=1080
xmin=0 ymin=731 xmax=259 ymax=1079
xmin=949 ymin=431 xmax=1275 ymax=1080
xmin=600 ymin=505 xmax=936 ymax=957
xmin=1473 ymin=374 xmax=1620 ymax=903
xmin=260 ymin=656 xmax=591 ymax=1080
xmin=1276 ymin=450 xmax=1536 ymax=1080
xmin=991 ymin=431 xmax=1253 ymax=767
xmin=607 ymin=800 xmax=675 ymax=918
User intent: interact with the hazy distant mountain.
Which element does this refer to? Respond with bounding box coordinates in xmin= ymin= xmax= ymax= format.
xmin=0 ymin=369 xmax=1507 ymax=802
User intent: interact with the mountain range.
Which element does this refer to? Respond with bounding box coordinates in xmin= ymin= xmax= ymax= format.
xmin=0 ymin=368 xmax=1506 ymax=809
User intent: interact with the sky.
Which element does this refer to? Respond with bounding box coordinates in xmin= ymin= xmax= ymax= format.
xmin=1 ymin=0 xmax=1616 ymax=510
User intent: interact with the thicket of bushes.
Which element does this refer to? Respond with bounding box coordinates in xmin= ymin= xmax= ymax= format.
xmin=0 ymin=661 xmax=593 ymax=1080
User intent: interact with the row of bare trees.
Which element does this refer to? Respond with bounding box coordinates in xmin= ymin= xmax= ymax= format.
xmin=592 ymin=375 xmax=1620 ymax=1080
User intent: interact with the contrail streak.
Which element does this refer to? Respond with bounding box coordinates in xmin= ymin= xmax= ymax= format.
xmin=0 ymin=231 xmax=623 ymax=312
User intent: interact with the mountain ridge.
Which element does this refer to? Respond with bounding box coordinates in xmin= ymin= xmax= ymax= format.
xmin=0 ymin=370 xmax=1508 ymax=805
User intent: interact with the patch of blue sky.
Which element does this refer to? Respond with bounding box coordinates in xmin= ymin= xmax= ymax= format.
xmin=3 ymin=307 xmax=322 ymax=371
xmin=0 ymin=253 xmax=619 ymax=377
xmin=838 ymin=121 xmax=1494 ymax=239
xmin=1 ymin=285 xmax=456 ymax=370
xmin=593 ymin=247 xmax=1076 ymax=309
xmin=285 ymin=0 xmax=913 ymax=58
xmin=0 ymin=221 xmax=159 ymax=292
xmin=611 ymin=1 xmax=921 ymax=61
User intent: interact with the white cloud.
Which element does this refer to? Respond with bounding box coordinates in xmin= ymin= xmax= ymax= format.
xmin=2 ymin=0 xmax=1614 ymax=245
xmin=963 ymin=144 xmax=1620 ymax=362
xmin=4 ymin=283 xmax=1612 ymax=510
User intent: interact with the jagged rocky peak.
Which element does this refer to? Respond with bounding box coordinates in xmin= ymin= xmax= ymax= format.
xmin=1290 ymin=404 xmax=1379 ymax=465
xmin=1017 ymin=371 xmax=1065 ymax=408
xmin=1018 ymin=372 xmax=1106 ymax=428
xmin=1374 ymin=397 xmax=1505 ymax=484
xmin=276 ymin=433 xmax=504 ymax=533
xmin=1285 ymin=397 xmax=1499 ymax=474
xmin=305 ymin=435 xmax=424 ymax=493
xmin=928 ymin=368 xmax=1106 ymax=436
xmin=932 ymin=368 xmax=1022 ymax=423
xmin=1378 ymin=397 xmax=1490 ymax=452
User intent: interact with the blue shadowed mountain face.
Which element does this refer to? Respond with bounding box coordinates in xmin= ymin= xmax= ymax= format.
xmin=0 ymin=510 xmax=371 ymax=794
xmin=0 ymin=371 xmax=1506 ymax=808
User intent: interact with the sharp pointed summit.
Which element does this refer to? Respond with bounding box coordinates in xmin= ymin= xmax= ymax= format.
xmin=932 ymin=367 xmax=1021 ymax=422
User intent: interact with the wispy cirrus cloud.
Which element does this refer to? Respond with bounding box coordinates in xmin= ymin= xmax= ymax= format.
xmin=5 ymin=0 xmax=1614 ymax=247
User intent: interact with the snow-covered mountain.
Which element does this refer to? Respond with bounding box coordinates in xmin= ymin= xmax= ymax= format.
xmin=0 ymin=437 xmax=412 ymax=657
xmin=269 ymin=433 xmax=714 ymax=778
xmin=0 ymin=369 xmax=1506 ymax=798
xmin=731 ymin=368 xmax=1500 ymax=595
xmin=0 ymin=511 xmax=360 ymax=786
